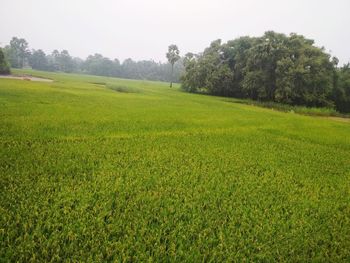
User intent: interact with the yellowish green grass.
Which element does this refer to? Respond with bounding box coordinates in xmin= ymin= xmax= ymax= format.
xmin=1 ymin=69 xmax=350 ymax=261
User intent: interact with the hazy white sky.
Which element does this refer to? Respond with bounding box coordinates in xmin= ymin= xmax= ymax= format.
xmin=1 ymin=0 xmax=349 ymax=64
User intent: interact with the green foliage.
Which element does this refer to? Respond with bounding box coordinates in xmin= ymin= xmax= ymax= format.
xmin=333 ymin=64 xmax=350 ymax=113
xmin=0 ymin=48 xmax=10 ymax=75
xmin=227 ymin=98 xmax=341 ymax=117
xmin=83 ymin=53 xmax=118 ymax=77
xmin=1 ymin=69 xmax=350 ymax=261
xmin=57 ymin=50 xmax=75 ymax=73
xmin=28 ymin=49 xmax=49 ymax=71
xmin=107 ymin=84 xmax=140 ymax=93
xmin=3 ymin=37 xmax=184 ymax=82
xmin=182 ymin=31 xmax=341 ymax=110
xmin=166 ymin=44 xmax=180 ymax=66
xmin=5 ymin=37 xmax=30 ymax=68
xmin=166 ymin=44 xmax=181 ymax=87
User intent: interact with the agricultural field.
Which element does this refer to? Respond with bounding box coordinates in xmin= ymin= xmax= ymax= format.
xmin=1 ymin=70 xmax=350 ymax=262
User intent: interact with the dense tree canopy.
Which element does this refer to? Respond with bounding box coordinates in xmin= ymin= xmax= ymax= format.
xmin=333 ymin=64 xmax=350 ymax=113
xmin=182 ymin=31 xmax=350 ymax=112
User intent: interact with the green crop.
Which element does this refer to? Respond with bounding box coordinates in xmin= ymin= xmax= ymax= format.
xmin=1 ymin=69 xmax=350 ymax=262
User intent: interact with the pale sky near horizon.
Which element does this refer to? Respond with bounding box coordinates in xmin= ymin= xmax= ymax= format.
xmin=1 ymin=0 xmax=349 ymax=65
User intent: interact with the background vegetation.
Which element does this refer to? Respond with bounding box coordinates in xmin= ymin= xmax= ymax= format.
xmin=2 ymin=37 xmax=184 ymax=82
xmin=2 ymin=33 xmax=350 ymax=113
xmin=0 ymin=48 xmax=10 ymax=75
xmin=181 ymin=31 xmax=350 ymax=113
xmin=1 ymin=70 xmax=350 ymax=261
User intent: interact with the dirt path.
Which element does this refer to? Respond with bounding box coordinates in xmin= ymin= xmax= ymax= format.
xmin=0 ymin=75 xmax=53 ymax=82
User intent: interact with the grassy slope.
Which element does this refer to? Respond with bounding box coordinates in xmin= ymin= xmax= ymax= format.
xmin=1 ymin=70 xmax=350 ymax=262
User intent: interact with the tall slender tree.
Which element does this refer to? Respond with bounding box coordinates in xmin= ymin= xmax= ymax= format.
xmin=166 ymin=45 xmax=180 ymax=87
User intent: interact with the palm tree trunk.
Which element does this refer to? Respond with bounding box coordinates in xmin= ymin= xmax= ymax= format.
xmin=170 ymin=64 xmax=174 ymax=88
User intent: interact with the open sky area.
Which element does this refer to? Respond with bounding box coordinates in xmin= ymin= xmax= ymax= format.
xmin=1 ymin=0 xmax=350 ymax=64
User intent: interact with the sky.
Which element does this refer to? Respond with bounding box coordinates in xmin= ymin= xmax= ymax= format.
xmin=1 ymin=0 xmax=349 ymax=65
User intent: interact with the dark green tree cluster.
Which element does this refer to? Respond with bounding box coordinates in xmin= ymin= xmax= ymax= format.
xmin=28 ymin=49 xmax=49 ymax=71
xmin=0 ymin=48 xmax=10 ymax=75
xmin=82 ymin=54 xmax=183 ymax=82
xmin=3 ymin=37 xmax=30 ymax=68
xmin=49 ymin=50 xmax=76 ymax=72
xmin=3 ymin=37 xmax=183 ymax=82
xmin=333 ymin=64 xmax=350 ymax=113
xmin=3 ymin=37 xmax=79 ymax=73
xmin=182 ymin=31 xmax=349 ymax=112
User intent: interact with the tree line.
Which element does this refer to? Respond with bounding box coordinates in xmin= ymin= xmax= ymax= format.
xmin=181 ymin=31 xmax=350 ymax=113
xmin=1 ymin=33 xmax=349 ymax=113
xmin=0 ymin=37 xmax=184 ymax=82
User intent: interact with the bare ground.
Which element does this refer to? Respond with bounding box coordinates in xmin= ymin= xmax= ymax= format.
xmin=0 ymin=75 xmax=53 ymax=82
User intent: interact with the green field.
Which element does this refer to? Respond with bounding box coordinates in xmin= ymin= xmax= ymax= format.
xmin=1 ymin=70 xmax=350 ymax=262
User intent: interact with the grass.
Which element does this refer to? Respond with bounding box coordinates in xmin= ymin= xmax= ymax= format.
xmin=1 ymin=69 xmax=350 ymax=262
xmin=222 ymin=98 xmax=349 ymax=118
xmin=107 ymin=84 xmax=141 ymax=93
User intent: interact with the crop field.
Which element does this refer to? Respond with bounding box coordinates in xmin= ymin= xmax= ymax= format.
xmin=1 ymin=70 xmax=350 ymax=262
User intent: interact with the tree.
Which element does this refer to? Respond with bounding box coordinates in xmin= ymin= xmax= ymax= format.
xmin=57 ymin=50 xmax=74 ymax=73
xmin=166 ymin=45 xmax=180 ymax=87
xmin=83 ymin=54 xmax=116 ymax=76
xmin=333 ymin=64 xmax=350 ymax=113
xmin=2 ymin=36 xmax=185 ymax=83
xmin=243 ymin=31 xmax=289 ymax=101
xmin=0 ymin=48 xmax=10 ymax=75
xmin=29 ymin=49 xmax=49 ymax=71
xmin=181 ymin=31 xmax=338 ymax=109
xmin=46 ymin=50 xmax=60 ymax=71
xmin=8 ymin=37 xmax=30 ymax=68
xmin=222 ymin=36 xmax=256 ymax=97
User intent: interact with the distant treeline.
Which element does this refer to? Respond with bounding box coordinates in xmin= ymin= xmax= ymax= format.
xmin=1 ymin=37 xmax=184 ymax=82
xmin=181 ymin=31 xmax=350 ymax=113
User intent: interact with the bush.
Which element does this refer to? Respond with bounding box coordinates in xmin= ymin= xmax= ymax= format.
xmin=107 ymin=84 xmax=140 ymax=93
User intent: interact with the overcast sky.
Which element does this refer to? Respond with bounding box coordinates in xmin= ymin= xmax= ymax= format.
xmin=1 ymin=0 xmax=349 ymax=65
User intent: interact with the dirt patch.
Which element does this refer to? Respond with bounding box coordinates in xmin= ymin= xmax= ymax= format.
xmin=0 ymin=75 xmax=53 ymax=82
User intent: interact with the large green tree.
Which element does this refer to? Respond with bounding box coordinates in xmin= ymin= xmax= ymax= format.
xmin=242 ymin=32 xmax=289 ymax=101
xmin=7 ymin=37 xmax=30 ymax=68
xmin=29 ymin=49 xmax=49 ymax=71
xmin=58 ymin=50 xmax=74 ymax=73
xmin=83 ymin=54 xmax=117 ymax=76
xmin=222 ymin=36 xmax=256 ymax=97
